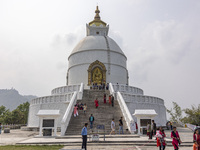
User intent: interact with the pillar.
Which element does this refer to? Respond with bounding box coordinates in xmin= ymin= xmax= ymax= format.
xmin=39 ymin=117 xmax=43 ymax=136
xmin=54 ymin=118 xmax=57 ymax=136
xmin=137 ymin=116 xmax=141 ymax=135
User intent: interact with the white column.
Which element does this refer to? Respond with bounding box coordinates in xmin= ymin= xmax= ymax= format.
xmin=137 ymin=116 xmax=141 ymax=135
xmin=54 ymin=118 xmax=57 ymax=136
xmin=39 ymin=117 xmax=43 ymax=136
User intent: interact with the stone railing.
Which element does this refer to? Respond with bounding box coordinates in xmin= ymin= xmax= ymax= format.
xmin=109 ymin=83 xmax=115 ymax=97
xmin=109 ymin=83 xmax=135 ymax=134
xmin=77 ymin=83 xmax=84 ymax=100
xmin=61 ymin=91 xmax=78 ymax=136
xmin=30 ymin=93 xmax=74 ymax=105
xmin=60 ymin=83 xmax=84 ymax=136
xmin=121 ymin=93 xmax=164 ymax=105
xmin=112 ymin=84 xmax=143 ymax=95
xmin=51 ymin=84 xmax=81 ymax=95
xmin=117 ymin=91 xmax=135 ymax=134
xmin=186 ymin=123 xmax=200 ymax=131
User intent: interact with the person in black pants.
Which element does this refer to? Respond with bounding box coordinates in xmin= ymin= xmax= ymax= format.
xmin=111 ymin=95 xmax=114 ymax=107
xmin=81 ymin=123 xmax=88 ymax=150
xmin=150 ymin=120 xmax=156 ymax=139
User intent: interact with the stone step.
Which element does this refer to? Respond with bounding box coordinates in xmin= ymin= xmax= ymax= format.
xmin=65 ymin=89 xmax=130 ymax=135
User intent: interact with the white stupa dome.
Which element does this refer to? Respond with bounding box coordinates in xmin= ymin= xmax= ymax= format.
xmin=69 ymin=36 xmax=125 ymax=57
xmin=66 ymin=6 xmax=128 ymax=86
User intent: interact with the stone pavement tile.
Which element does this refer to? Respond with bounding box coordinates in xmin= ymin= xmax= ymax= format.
xmin=0 ymin=129 xmax=38 ymax=145
xmin=164 ymin=127 xmax=193 ymax=142
xmin=61 ymin=145 xmax=193 ymax=150
xmin=17 ymin=137 xmax=81 ymax=144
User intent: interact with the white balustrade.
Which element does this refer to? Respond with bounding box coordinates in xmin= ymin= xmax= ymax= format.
xmin=51 ymin=84 xmax=81 ymax=95
xmin=60 ymin=83 xmax=84 ymax=136
xmin=109 ymin=83 xmax=135 ymax=134
xmin=77 ymin=83 xmax=84 ymax=100
xmin=186 ymin=123 xmax=199 ymax=131
xmin=61 ymin=91 xmax=77 ymax=136
xmin=116 ymin=91 xmax=135 ymax=134
xmin=109 ymin=83 xmax=115 ymax=96
xmin=120 ymin=93 xmax=164 ymax=105
xmin=112 ymin=84 xmax=143 ymax=95
xmin=30 ymin=93 xmax=74 ymax=105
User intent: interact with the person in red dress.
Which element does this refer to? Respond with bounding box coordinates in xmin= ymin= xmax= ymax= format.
xmin=94 ymin=98 xmax=99 ymax=108
xmin=171 ymin=127 xmax=181 ymax=150
xmin=156 ymin=127 xmax=166 ymax=150
xmin=109 ymin=95 xmax=111 ymax=105
xmin=193 ymin=129 xmax=200 ymax=150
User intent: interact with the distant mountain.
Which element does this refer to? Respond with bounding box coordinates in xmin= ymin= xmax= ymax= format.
xmin=0 ymin=88 xmax=37 ymax=110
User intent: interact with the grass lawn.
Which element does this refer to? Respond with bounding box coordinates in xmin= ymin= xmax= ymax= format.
xmin=0 ymin=145 xmax=64 ymax=150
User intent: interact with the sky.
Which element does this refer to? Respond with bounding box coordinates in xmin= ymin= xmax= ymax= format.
xmin=0 ymin=0 xmax=200 ymax=114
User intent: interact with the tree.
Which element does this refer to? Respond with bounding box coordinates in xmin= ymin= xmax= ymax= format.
xmin=0 ymin=102 xmax=30 ymax=124
xmin=3 ymin=110 xmax=12 ymax=124
xmin=181 ymin=104 xmax=200 ymax=125
xmin=0 ymin=105 xmax=10 ymax=124
xmin=11 ymin=109 xmax=24 ymax=124
xmin=10 ymin=102 xmax=30 ymax=124
xmin=16 ymin=102 xmax=30 ymax=124
xmin=0 ymin=105 xmax=6 ymax=115
xmin=167 ymin=102 xmax=182 ymax=122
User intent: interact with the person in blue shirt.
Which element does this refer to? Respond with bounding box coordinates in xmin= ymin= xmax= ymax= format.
xmin=81 ymin=123 xmax=88 ymax=150
xmin=89 ymin=114 xmax=95 ymax=129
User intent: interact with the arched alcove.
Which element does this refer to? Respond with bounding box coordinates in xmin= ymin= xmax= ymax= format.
xmin=88 ymin=60 xmax=106 ymax=85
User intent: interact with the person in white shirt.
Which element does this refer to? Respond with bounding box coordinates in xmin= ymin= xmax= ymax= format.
xmin=110 ymin=119 xmax=115 ymax=135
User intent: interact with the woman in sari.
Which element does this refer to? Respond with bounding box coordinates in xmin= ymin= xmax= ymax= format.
xmin=193 ymin=129 xmax=200 ymax=150
xmin=156 ymin=127 xmax=166 ymax=150
xmin=171 ymin=127 xmax=181 ymax=150
xmin=109 ymin=95 xmax=111 ymax=105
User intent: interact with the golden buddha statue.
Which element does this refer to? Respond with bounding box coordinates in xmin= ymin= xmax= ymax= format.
xmin=92 ymin=67 xmax=103 ymax=84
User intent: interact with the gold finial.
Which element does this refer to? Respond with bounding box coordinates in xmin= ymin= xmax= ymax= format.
xmin=94 ymin=6 xmax=100 ymax=20
xmin=89 ymin=5 xmax=107 ymax=26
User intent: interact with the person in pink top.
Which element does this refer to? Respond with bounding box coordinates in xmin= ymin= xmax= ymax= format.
xmin=171 ymin=126 xmax=181 ymax=150
xmin=156 ymin=127 xmax=166 ymax=150
xmin=74 ymin=105 xmax=78 ymax=117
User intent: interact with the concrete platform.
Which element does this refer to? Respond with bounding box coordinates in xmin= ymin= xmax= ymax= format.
xmin=0 ymin=127 xmax=194 ymax=150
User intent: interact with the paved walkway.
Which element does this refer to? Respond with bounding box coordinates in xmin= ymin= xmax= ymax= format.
xmin=0 ymin=127 xmax=194 ymax=150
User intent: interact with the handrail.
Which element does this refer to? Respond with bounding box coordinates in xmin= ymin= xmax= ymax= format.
xmin=185 ymin=123 xmax=200 ymax=131
xmin=117 ymin=91 xmax=135 ymax=134
xmin=77 ymin=83 xmax=84 ymax=99
xmin=109 ymin=83 xmax=115 ymax=97
xmin=61 ymin=91 xmax=77 ymax=136
xmin=60 ymin=83 xmax=84 ymax=136
xmin=109 ymin=83 xmax=135 ymax=134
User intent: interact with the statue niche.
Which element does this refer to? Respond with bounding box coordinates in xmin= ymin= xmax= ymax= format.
xmin=88 ymin=60 xmax=106 ymax=85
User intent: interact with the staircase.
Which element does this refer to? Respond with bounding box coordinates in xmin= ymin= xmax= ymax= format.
xmin=65 ymin=89 xmax=130 ymax=135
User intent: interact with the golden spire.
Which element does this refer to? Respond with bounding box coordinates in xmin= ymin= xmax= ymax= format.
xmin=94 ymin=6 xmax=101 ymax=20
xmin=89 ymin=6 xmax=107 ymax=27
